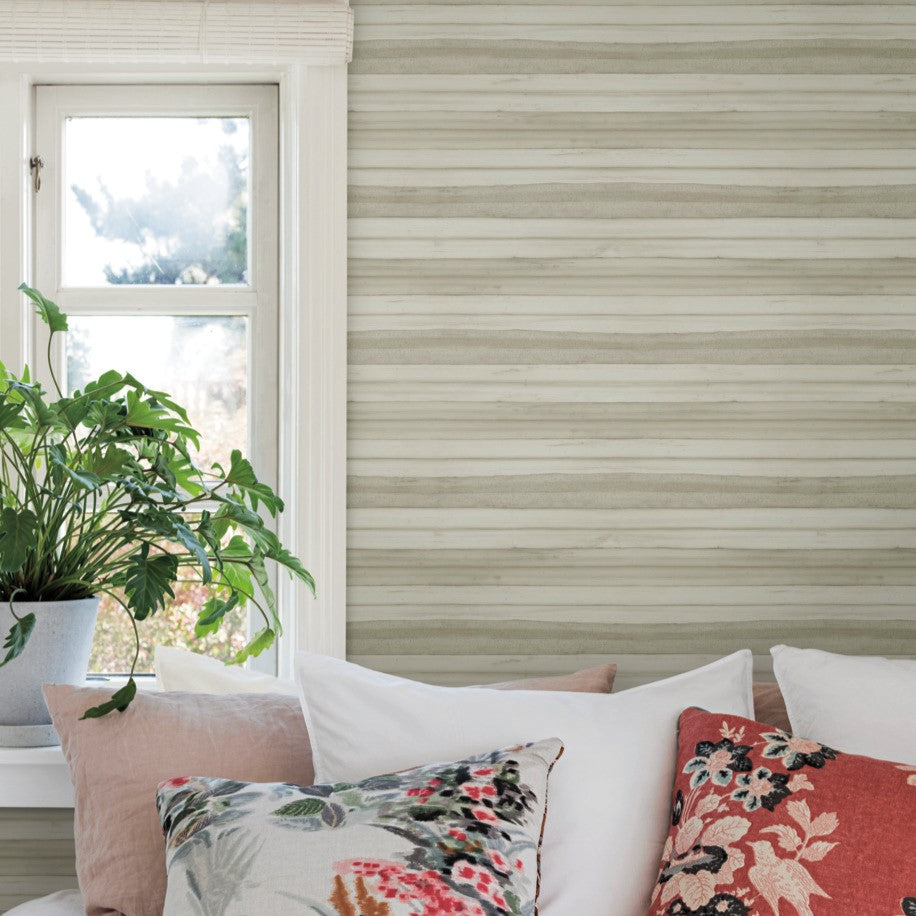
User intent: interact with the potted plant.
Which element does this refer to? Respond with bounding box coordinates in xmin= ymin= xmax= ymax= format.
xmin=0 ymin=285 xmax=313 ymax=735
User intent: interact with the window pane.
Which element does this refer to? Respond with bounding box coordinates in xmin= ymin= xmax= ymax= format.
xmin=63 ymin=117 xmax=250 ymax=286
xmin=89 ymin=583 xmax=249 ymax=675
xmin=66 ymin=315 xmax=251 ymax=674
xmin=67 ymin=315 xmax=248 ymax=472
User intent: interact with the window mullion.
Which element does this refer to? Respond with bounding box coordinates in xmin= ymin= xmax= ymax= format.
xmin=51 ymin=288 xmax=259 ymax=316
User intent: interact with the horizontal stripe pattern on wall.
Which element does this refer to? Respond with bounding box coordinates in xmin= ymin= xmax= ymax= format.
xmin=346 ymin=0 xmax=916 ymax=689
xmin=0 ymin=810 xmax=76 ymax=912
xmin=11 ymin=4 xmax=916 ymax=909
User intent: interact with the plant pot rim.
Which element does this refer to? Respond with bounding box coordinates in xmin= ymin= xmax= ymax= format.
xmin=4 ymin=596 xmax=100 ymax=607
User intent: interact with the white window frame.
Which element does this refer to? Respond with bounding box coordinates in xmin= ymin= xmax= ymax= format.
xmin=0 ymin=0 xmax=351 ymax=686
xmin=33 ymin=82 xmax=281 ymax=671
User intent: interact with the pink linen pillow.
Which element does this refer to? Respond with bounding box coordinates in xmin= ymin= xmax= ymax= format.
xmin=485 ymin=662 xmax=616 ymax=693
xmin=608 ymin=675 xmax=788 ymax=733
xmin=752 ymin=681 xmax=791 ymax=733
xmin=43 ymin=685 xmax=313 ymax=916
xmin=157 ymin=646 xmax=617 ymax=696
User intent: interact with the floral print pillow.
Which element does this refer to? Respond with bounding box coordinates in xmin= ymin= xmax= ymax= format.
xmin=649 ymin=708 xmax=916 ymax=916
xmin=157 ymin=738 xmax=562 ymax=916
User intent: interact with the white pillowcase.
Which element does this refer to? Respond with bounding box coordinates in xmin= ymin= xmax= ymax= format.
xmin=295 ymin=650 xmax=754 ymax=916
xmin=154 ymin=646 xmax=297 ymax=695
xmin=4 ymin=891 xmax=84 ymax=916
xmin=771 ymin=644 xmax=916 ymax=764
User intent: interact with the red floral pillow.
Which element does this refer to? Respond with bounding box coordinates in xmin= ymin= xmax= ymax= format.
xmin=648 ymin=707 xmax=916 ymax=916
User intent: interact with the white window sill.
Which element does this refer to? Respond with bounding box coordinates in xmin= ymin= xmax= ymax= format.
xmin=0 ymin=676 xmax=158 ymax=808
xmin=0 ymin=744 xmax=73 ymax=807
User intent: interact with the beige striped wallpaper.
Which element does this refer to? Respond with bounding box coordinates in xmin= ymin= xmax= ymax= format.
xmin=345 ymin=0 xmax=916 ymax=690
xmin=4 ymin=1 xmax=916 ymax=908
xmin=0 ymin=810 xmax=75 ymax=911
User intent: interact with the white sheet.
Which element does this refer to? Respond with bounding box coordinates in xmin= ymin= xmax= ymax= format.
xmin=5 ymin=890 xmax=83 ymax=916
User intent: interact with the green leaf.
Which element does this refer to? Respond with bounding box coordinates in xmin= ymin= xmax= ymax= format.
xmin=248 ymin=548 xmax=276 ymax=616
xmin=122 ymin=391 xmax=199 ymax=446
xmin=122 ymin=394 xmax=167 ymax=428
xmin=212 ymin=499 xmax=289 ymax=563
xmin=60 ymin=464 xmax=100 ymax=490
xmin=273 ymin=798 xmax=325 ymax=818
xmin=225 ymin=450 xmax=284 ymax=515
xmin=79 ymin=678 xmax=137 ymax=719
xmin=84 ymin=400 xmax=126 ymax=432
xmin=224 ymin=449 xmax=257 ymax=488
xmin=232 ymin=524 xmax=313 ymax=595
xmin=123 ymin=509 xmax=212 ymax=584
xmin=86 ymin=445 xmax=132 ymax=479
xmin=216 ymin=561 xmax=253 ymax=602
xmin=228 ymin=626 xmax=275 ymax=666
xmin=54 ymin=396 xmax=92 ymax=429
xmin=0 ymin=612 xmax=35 ymax=668
xmin=8 ymin=381 xmax=67 ymax=432
xmin=171 ymin=521 xmax=212 ymax=584
xmin=218 ymin=534 xmax=251 ymax=559
xmin=212 ymin=495 xmax=265 ymax=533
xmin=122 ymin=373 xmax=193 ymax=426
xmin=0 ymin=396 xmax=24 ymax=431
xmin=196 ymin=511 xmax=222 ymax=559
xmin=48 ymin=444 xmax=100 ymax=491
xmin=169 ymin=457 xmax=205 ymax=498
xmin=121 ymin=477 xmax=180 ymax=505
xmin=266 ymin=544 xmax=316 ymax=596
xmin=83 ymin=369 xmax=124 ymax=393
xmin=19 ymin=284 xmax=67 ymax=333
xmin=123 ymin=544 xmax=178 ymax=621
xmin=194 ymin=593 xmax=238 ymax=638
xmin=0 ymin=508 xmax=38 ymax=573
xmin=206 ymin=510 xmax=230 ymax=540
xmin=152 ymin=451 xmax=177 ymax=492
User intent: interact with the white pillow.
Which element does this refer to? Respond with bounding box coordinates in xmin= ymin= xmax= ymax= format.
xmin=4 ymin=891 xmax=84 ymax=916
xmin=295 ymin=650 xmax=754 ymax=916
xmin=771 ymin=644 xmax=916 ymax=764
xmin=154 ymin=646 xmax=297 ymax=695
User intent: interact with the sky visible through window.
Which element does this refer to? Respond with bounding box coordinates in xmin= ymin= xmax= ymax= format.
xmin=64 ymin=116 xmax=249 ymax=286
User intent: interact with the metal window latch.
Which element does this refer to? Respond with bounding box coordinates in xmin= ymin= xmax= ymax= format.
xmin=29 ymin=156 xmax=44 ymax=192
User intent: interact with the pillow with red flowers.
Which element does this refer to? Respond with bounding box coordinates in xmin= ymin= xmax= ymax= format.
xmin=158 ymin=739 xmax=563 ymax=916
xmin=648 ymin=707 xmax=916 ymax=916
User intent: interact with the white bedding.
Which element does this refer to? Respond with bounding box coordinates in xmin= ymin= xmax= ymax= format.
xmin=5 ymin=890 xmax=83 ymax=916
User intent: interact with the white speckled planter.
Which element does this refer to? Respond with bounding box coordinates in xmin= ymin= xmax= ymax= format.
xmin=0 ymin=598 xmax=99 ymax=745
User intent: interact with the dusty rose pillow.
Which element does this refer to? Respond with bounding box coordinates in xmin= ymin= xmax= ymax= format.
xmin=607 ymin=674 xmax=787 ymax=731
xmin=156 ymin=646 xmax=615 ymax=695
xmin=485 ymin=662 xmax=616 ymax=693
xmin=753 ymin=681 xmax=790 ymax=733
xmin=43 ymin=685 xmax=314 ymax=916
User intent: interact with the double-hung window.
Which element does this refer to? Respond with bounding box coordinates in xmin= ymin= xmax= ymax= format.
xmin=0 ymin=0 xmax=351 ymax=693
xmin=32 ymin=84 xmax=279 ymax=674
